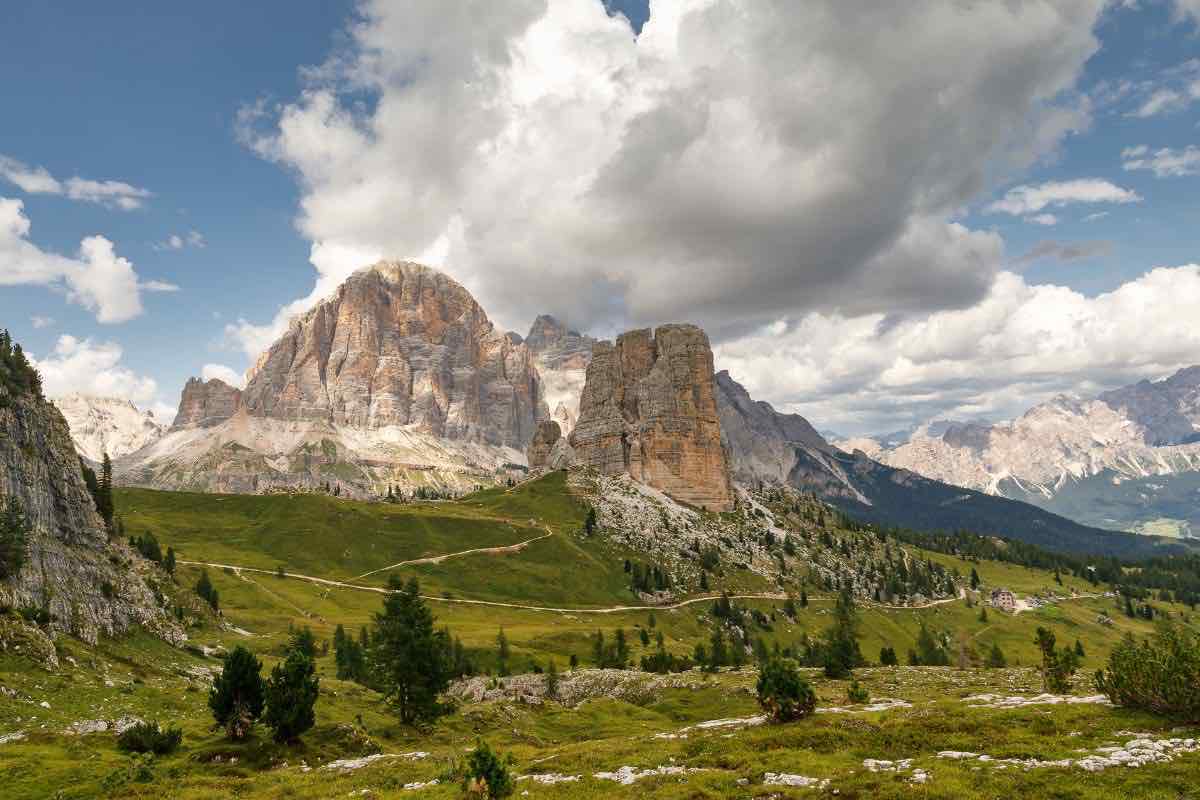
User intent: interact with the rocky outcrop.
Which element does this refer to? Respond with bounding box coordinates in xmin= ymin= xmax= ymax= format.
xmin=171 ymin=378 xmax=242 ymax=430
xmin=0 ymin=382 xmax=183 ymax=648
xmin=570 ymin=324 xmax=734 ymax=512
xmin=51 ymin=395 xmax=166 ymax=461
xmin=527 ymin=420 xmax=562 ymax=470
xmin=117 ymin=262 xmax=545 ymax=498
xmin=239 ymin=262 xmax=545 ymax=448
xmin=524 ymin=314 xmax=595 ymax=436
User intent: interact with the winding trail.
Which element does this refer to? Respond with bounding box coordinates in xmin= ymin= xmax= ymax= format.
xmin=176 ymin=557 xmax=790 ymax=614
xmin=350 ymin=527 xmax=554 ymax=580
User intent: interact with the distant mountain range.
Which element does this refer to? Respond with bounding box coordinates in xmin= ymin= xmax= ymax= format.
xmin=713 ymin=371 xmax=1188 ymax=560
xmin=837 ymin=368 xmax=1200 ymax=540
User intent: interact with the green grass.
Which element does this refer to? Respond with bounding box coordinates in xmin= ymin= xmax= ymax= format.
xmin=2 ymin=474 xmax=1198 ymax=798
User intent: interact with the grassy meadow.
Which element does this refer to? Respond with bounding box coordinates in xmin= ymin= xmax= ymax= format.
xmin=1 ymin=473 xmax=1197 ymax=798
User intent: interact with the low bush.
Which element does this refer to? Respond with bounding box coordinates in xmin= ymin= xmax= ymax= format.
xmin=1096 ymin=625 xmax=1200 ymax=723
xmin=116 ymin=721 xmax=183 ymax=755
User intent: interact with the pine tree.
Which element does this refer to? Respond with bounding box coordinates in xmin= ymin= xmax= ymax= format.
xmin=97 ymin=453 xmax=115 ymax=531
xmin=822 ymin=587 xmax=864 ymax=678
xmin=614 ymin=628 xmax=629 ymax=667
xmin=496 ymin=628 xmax=511 ymax=676
xmin=369 ymin=577 xmax=451 ymax=725
xmin=545 ymin=659 xmax=559 ymax=701
xmin=195 ymin=569 xmax=219 ymax=611
xmin=0 ymin=496 xmax=30 ymax=579
xmin=985 ymin=642 xmax=1007 ymax=668
xmin=163 ymin=547 xmax=176 ymax=576
xmin=209 ymin=646 xmax=266 ymax=740
xmin=969 ymin=567 xmax=980 ymax=590
xmin=263 ymin=650 xmax=319 ymax=743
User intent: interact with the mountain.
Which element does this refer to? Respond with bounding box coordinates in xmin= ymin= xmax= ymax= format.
xmin=1 ymin=350 xmax=183 ymax=651
xmin=844 ymin=368 xmax=1200 ymax=538
xmin=116 ymin=262 xmax=548 ymax=497
xmin=521 ymin=314 xmax=595 ymax=436
xmin=51 ymin=394 xmax=166 ymax=462
xmin=712 ymin=371 xmax=1189 ymax=559
xmin=570 ymin=324 xmax=735 ymax=512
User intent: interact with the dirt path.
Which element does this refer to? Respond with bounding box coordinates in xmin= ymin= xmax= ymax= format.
xmin=350 ymin=527 xmax=554 ymax=580
xmin=176 ymin=557 xmax=791 ymax=614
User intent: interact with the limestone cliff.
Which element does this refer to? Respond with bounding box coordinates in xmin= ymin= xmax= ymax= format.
xmin=0 ymin=382 xmax=183 ymax=648
xmin=240 ymin=262 xmax=545 ymax=448
xmin=118 ymin=262 xmax=546 ymax=498
xmin=570 ymin=324 xmax=734 ymax=512
xmin=527 ymin=420 xmax=562 ymax=470
xmin=172 ymin=377 xmax=242 ymax=430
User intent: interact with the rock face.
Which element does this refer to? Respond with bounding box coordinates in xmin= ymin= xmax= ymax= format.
xmin=0 ymin=383 xmax=183 ymax=647
xmin=172 ymin=378 xmax=242 ymax=430
xmin=570 ymin=324 xmax=734 ymax=512
xmin=240 ymin=262 xmax=545 ymax=448
xmin=51 ymin=395 xmax=166 ymax=462
xmin=118 ymin=262 xmax=546 ymax=498
xmin=527 ymin=420 xmax=562 ymax=470
xmin=524 ymin=315 xmax=595 ymax=436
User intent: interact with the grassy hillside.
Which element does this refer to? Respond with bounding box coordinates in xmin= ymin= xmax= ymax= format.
xmin=0 ymin=473 xmax=1196 ymax=798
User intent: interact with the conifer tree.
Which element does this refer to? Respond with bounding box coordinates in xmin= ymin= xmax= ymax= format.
xmin=263 ymin=650 xmax=319 ymax=743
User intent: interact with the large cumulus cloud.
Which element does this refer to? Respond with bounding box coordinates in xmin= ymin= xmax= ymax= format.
xmin=238 ymin=0 xmax=1106 ymax=349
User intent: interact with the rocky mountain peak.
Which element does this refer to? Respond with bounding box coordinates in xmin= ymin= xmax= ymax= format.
xmin=570 ymin=323 xmax=734 ymax=512
xmin=235 ymin=260 xmax=546 ymax=448
xmin=172 ymin=377 xmax=242 ymax=431
xmin=51 ymin=394 xmax=166 ymax=461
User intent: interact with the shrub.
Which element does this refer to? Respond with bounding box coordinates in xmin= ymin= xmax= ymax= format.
xmin=263 ymin=650 xmax=319 ymax=743
xmin=1096 ymin=625 xmax=1200 ymax=723
xmin=116 ymin=721 xmax=183 ymax=755
xmin=463 ymin=739 xmax=514 ymax=798
xmin=756 ymin=658 xmax=817 ymax=722
xmin=847 ymin=679 xmax=869 ymax=704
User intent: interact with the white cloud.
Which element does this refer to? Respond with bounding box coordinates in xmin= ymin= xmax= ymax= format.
xmin=1172 ymin=0 xmax=1200 ymax=24
xmin=238 ymin=0 xmax=1106 ymax=348
xmin=986 ymin=179 xmax=1140 ymax=216
xmin=0 ymin=197 xmax=144 ymax=323
xmin=153 ymin=229 xmax=206 ymax=251
xmin=0 ymin=154 xmax=151 ymax=210
xmin=200 ymin=363 xmax=246 ymax=389
xmin=140 ymin=280 xmax=180 ymax=292
xmin=30 ymin=315 xmax=55 ymax=329
xmin=1027 ymin=213 xmax=1059 ymax=226
xmin=31 ymin=335 xmax=158 ymax=404
xmin=1082 ymin=211 xmax=1109 ymax=222
xmin=715 ymin=265 xmax=1200 ymax=434
xmin=1133 ymin=88 xmax=1185 ymax=117
xmin=1122 ymin=145 xmax=1200 ymax=177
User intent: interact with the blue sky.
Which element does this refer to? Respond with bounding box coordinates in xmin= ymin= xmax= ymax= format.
xmin=1 ymin=1 xmax=1198 ymax=432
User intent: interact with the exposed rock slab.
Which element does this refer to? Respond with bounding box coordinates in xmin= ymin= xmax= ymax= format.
xmin=172 ymin=377 xmax=242 ymax=430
